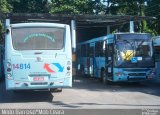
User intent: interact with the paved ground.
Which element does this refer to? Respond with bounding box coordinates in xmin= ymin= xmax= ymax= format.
xmin=0 ymin=76 xmax=160 ymax=109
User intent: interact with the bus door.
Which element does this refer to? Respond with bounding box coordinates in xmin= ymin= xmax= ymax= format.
xmin=106 ymin=43 xmax=114 ymax=80
xmin=89 ymin=43 xmax=94 ymax=77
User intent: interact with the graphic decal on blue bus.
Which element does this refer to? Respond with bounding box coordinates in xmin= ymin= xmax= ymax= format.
xmin=23 ymin=33 xmax=55 ymax=42
xmin=52 ymin=63 xmax=64 ymax=72
xmin=13 ymin=64 xmax=31 ymax=70
xmin=131 ymin=57 xmax=138 ymax=63
xmin=44 ymin=63 xmax=55 ymax=73
xmin=44 ymin=63 xmax=64 ymax=73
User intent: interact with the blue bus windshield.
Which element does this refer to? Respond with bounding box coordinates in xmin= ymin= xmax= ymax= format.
xmin=115 ymin=39 xmax=154 ymax=68
xmin=12 ymin=27 xmax=65 ymax=50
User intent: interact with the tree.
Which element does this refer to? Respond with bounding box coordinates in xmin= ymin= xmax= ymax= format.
xmin=7 ymin=0 xmax=49 ymax=13
xmin=0 ymin=0 xmax=12 ymax=13
xmin=102 ymin=0 xmax=153 ymax=33
xmin=0 ymin=0 xmax=12 ymax=43
xmin=145 ymin=0 xmax=160 ymax=35
xmin=49 ymin=0 xmax=105 ymax=14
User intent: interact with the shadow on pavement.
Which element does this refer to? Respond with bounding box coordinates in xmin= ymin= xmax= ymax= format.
xmin=72 ymin=75 xmax=160 ymax=97
xmin=51 ymin=101 xmax=81 ymax=108
xmin=0 ymin=81 xmax=53 ymax=103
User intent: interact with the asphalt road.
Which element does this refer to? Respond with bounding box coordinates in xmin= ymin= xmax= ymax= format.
xmin=0 ymin=76 xmax=160 ymax=109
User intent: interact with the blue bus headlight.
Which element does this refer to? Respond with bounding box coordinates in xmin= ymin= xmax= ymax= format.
xmin=115 ymin=72 xmax=125 ymax=76
xmin=147 ymin=69 xmax=155 ymax=78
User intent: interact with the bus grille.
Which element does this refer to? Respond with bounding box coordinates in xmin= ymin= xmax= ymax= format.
xmin=128 ymin=73 xmax=146 ymax=76
xmin=30 ymin=82 xmax=48 ymax=85
xmin=128 ymin=77 xmax=146 ymax=81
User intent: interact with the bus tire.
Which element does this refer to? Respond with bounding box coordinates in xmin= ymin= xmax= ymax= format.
xmin=50 ymin=88 xmax=62 ymax=93
xmin=101 ymin=70 xmax=107 ymax=85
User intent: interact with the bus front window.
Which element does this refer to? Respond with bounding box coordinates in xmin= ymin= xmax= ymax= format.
xmin=115 ymin=39 xmax=154 ymax=68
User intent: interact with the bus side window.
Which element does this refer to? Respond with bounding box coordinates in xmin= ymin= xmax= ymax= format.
xmin=77 ymin=46 xmax=81 ymax=57
xmin=99 ymin=41 xmax=105 ymax=57
xmin=86 ymin=44 xmax=90 ymax=57
xmin=81 ymin=45 xmax=85 ymax=57
xmin=95 ymin=41 xmax=104 ymax=57
xmin=89 ymin=46 xmax=94 ymax=57
xmin=95 ymin=42 xmax=99 ymax=57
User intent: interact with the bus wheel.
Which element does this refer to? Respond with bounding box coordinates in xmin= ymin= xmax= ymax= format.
xmin=50 ymin=88 xmax=62 ymax=93
xmin=102 ymin=70 xmax=107 ymax=85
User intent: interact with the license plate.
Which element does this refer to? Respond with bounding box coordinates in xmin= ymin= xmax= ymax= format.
xmin=33 ymin=77 xmax=44 ymax=81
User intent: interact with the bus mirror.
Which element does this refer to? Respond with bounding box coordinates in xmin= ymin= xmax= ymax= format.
xmin=6 ymin=29 xmax=10 ymax=34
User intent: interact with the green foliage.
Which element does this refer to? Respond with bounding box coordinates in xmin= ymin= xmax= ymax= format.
xmin=49 ymin=0 xmax=105 ymax=14
xmin=0 ymin=0 xmax=12 ymax=43
xmin=7 ymin=0 xmax=49 ymax=13
xmin=145 ymin=0 xmax=160 ymax=35
xmin=0 ymin=0 xmax=12 ymax=13
xmin=103 ymin=0 xmax=158 ymax=35
xmin=0 ymin=0 xmax=159 ymax=36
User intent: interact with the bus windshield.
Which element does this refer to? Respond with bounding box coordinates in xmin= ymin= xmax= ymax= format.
xmin=12 ymin=27 xmax=65 ymax=50
xmin=115 ymin=35 xmax=154 ymax=68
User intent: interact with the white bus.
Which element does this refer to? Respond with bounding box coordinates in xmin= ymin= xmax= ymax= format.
xmin=4 ymin=19 xmax=73 ymax=91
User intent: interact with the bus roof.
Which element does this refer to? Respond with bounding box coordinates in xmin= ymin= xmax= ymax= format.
xmin=77 ymin=34 xmax=114 ymax=45
xmin=77 ymin=33 xmax=151 ymax=45
xmin=115 ymin=32 xmax=151 ymax=35
xmin=11 ymin=22 xmax=67 ymax=28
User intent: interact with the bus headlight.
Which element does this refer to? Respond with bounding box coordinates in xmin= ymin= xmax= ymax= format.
xmin=147 ymin=69 xmax=155 ymax=76
xmin=115 ymin=72 xmax=125 ymax=76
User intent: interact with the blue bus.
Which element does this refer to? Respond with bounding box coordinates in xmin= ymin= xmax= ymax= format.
xmin=4 ymin=19 xmax=73 ymax=91
xmin=153 ymin=36 xmax=160 ymax=79
xmin=77 ymin=33 xmax=155 ymax=83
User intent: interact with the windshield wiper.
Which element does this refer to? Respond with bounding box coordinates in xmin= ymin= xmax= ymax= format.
xmin=120 ymin=40 xmax=134 ymax=60
xmin=124 ymin=40 xmax=144 ymax=60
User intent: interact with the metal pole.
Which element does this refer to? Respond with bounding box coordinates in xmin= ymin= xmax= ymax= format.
xmin=107 ymin=26 xmax=110 ymax=34
xmin=71 ymin=20 xmax=76 ymax=77
xmin=71 ymin=20 xmax=76 ymax=52
xmin=130 ymin=21 xmax=134 ymax=33
xmin=5 ymin=19 xmax=10 ymax=27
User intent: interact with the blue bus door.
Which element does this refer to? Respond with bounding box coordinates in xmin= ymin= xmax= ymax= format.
xmin=106 ymin=43 xmax=114 ymax=80
xmin=89 ymin=46 xmax=94 ymax=77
